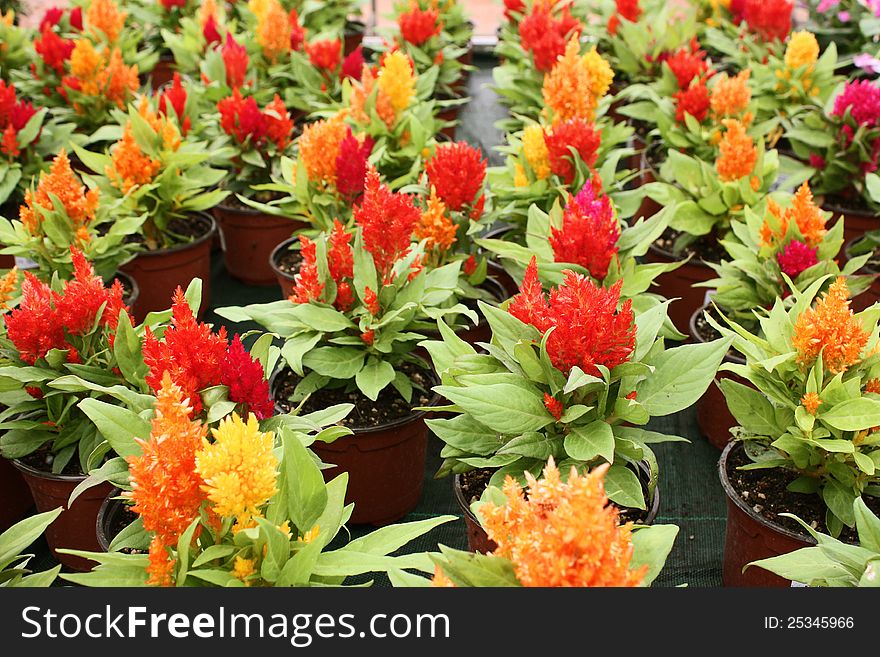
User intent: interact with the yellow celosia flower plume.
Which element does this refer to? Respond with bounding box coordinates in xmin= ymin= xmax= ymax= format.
xmin=195 ymin=413 xmax=278 ymax=529
xmin=378 ymin=51 xmax=417 ymax=114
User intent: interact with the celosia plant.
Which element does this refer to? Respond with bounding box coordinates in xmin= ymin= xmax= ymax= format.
xmin=408 ymin=459 xmax=679 ymax=588
xmin=0 ymin=10 xmax=31 ymax=85
xmin=479 ymin=178 xmax=679 ymax=313
xmin=788 ymin=78 xmax=880 ymax=211
xmin=419 ymin=258 xmax=732 ymax=511
xmin=0 ymin=247 xmax=145 ymax=475
xmin=644 ymin=117 xmax=792 ymax=253
xmin=217 ymin=167 xmax=469 ymax=403
xmin=206 ymin=87 xmax=296 ymax=197
xmin=703 ymin=0 xmax=795 ymax=67
xmin=343 ymin=49 xmax=439 ymax=186
xmin=700 ymin=184 xmax=872 ymax=329
xmin=0 ymin=79 xmax=48 ymax=207
xmin=239 ymin=111 xmax=374 ymax=230
xmin=488 ymin=117 xmax=635 ymax=230
xmin=0 ymin=149 xmax=141 ymax=280
xmin=61 ymin=375 xmax=455 ymax=588
xmin=76 ymin=98 xmax=229 ymax=250
xmin=384 ymin=0 xmax=472 ymax=100
xmin=710 ymin=276 xmax=880 ymax=536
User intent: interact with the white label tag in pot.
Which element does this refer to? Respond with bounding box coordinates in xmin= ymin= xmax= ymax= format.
xmin=14 ymin=256 xmax=38 ymax=270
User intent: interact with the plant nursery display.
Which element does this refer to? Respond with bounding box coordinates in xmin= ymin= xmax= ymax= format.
xmin=3 ymin=0 xmax=880 ymax=595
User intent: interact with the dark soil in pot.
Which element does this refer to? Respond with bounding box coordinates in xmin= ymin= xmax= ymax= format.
xmin=725 ymin=442 xmax=880 ymax=543
xmin=272 ymin=362 xmax=438 ymax=525
xmin=273 ymin=361 xmax=434 ymax=429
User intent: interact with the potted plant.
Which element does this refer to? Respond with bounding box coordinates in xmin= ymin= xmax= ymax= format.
xmin=216 ymin=167 xmax=470 ymax=524
xmin=477 ymin=177 xmax=680 ymax=319
xmin=691 ymin=183 xmax=874 ymax=449
xmin=747 ymin=497 xmax=880 ymax=586
xmin=0 ymin=80 xmax=48 ymax=210
xmin=419 ymin=257 xmax=732 ymax=551
xmin=205 ymin=87 xmax=302 ymax=285
xmin=492 ymin=4 xmax=584 ymax=134
xmin=296 ymin=0 xmax=366 ymax=55
xmin=711 ymin=275 xmax=880 ymax=586
xmin=487 ymin=116 xmax=637 ymax=233
xmin=702 ymin=0 xmax=794 ymax=68
xmin=383 ymin=0 xmax=471 ymax=136
xmin=641 ymin=118 xmax=796 ymax=332
xmin=157 ymin=0 xmax=229 ymax=82
xmin=393 ymin=458 xmax=679 ymax=587
xmin=0 ymin=248 xmax=141 ymax=570
xmin=60 ymin=374 xmax=454 ymax=586
xmin=343 ymin=49 xmax=440 ymax=187
xmin=75 ymin=98 xmax=229 ymax=320
xmin=0 ymin=149 xmax=142 ymax=283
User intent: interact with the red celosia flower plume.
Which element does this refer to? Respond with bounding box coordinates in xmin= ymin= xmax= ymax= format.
xmin=203 ymin=15 xmax=222 ymax=45
xmin=519 ymin=6 xmax=582 ymax=73
xmin=609 ymin=0 xmax=641 ymax=35
xmin=289 ymin=9 xmax=306 ymax=52
xmin=832 ymin=80 xmax=880 ymax=127
xmin=550 ymin=182 xmax=620 ymax=280
xmin=56 ymin=247 xmax=129 ymax=334
xmin=289 ymin=235 xmax=323 ymax=304
xmin=341 ymin=46 xmax=364 ymax=82
xmin=220 ymin=336 xmax=274 ymax=420
xmin=355 ymin=166 xmax=421 ymax=280
xmin=509 ymin=258 xmax=636 ymax=377
xmin=544 ymin=119 xmax=601 ymax=185
xmin=35 ymin=25 xmax=75 ymax=74
xmin=398 ymin=4 xmax=441 ymax=46
xmin=4 ymin=274 xmax=65 ymax=364
xmin=503 ymin=0 xmax=525 ymax=22
xmin=158 ymin=73 xmax=190 ymax=135
xmin=70 ymin=6 xmax=83 ymax=30
xmin=674 ymin=78 xmax=710 ymax=123
xmin=218 ymin=88 xmax=266 ymax=144
xmin=335 ymin=129 xmax=373 ymax=201
xmin=776 ymin=240 xmax=818 ymax=279
xmin=263 ymin=94 xmax=293 ymax=150
xmin=39 ymin=7 xmax=64 ymax=31
xmin=306 ymin=39 xmax=342 ymax=72
xmin=221 ymin=33 xmax=249 ymax=89
xmin=425 ymin=141 xmax=486 ymax=212
xmin=142 ymin=288 xmax=228 ymax=416
xmin=665 ymin=39 xmax=710 ymax=90
xmin=742 ymin=0 xmax=792 ymax=42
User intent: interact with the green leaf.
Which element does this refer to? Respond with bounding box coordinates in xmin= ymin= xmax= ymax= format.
xmin=281 ymin=332 xmax=322 ymax=376
xmin=636 ymin=337 xmax=733 ymax=416
xmin=282 ymin=429 xmax=328 ymax=535
xmin=631 ymin=524 xmax=679 ymax=587
xmin=604 ymin=464 xmax=646 ymax=510
xmin=0 ymin=509 xmax=63 ymax=572
xmin=302 ymin=346 xmax=365 ymax=380
xmin=498 ymin=432 xmax=563 ymax=459
xmin=854 ymin=497 xmax=880 ymax=552
xmin=821 ymin=398 xmax=880 ymax=431
xmin=78 ymin=399 xmax=151 ymax=458
xmin=289 ymin=304 xmax=355 ymax=332
xmin=564 ymin=421 xmax=615 ymax=463
xmin=355 ymin=357 xmax=395 ymax=401
xmin=434 ymin=383 xmax=553 ymax=435
xmin=276 ymin=539 xmax=322 ymax=586
xmin=718 ymin=378 xmax=779 ymax=436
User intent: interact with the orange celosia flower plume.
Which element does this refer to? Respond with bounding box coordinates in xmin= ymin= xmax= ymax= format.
xmin=415 ymin=187 xmax=457 ymax=253
xmin=759 ymin=182 xmax=827 ymax=248
xmin=106 ymin=123 xmax=161 ymax=193
xmin=710 ymin=70 xmax=752 ymax=121
xmin=715 ymin=118 xmax=757 ymax=182
xmin=479 ymin=459 xmax=646 ymax=587
xmin=792 ymin=277 xmax=869 ymax=374
xmin=125 ymin=374 xmax=209 ymax=586
xmin=256 ymin=0 xmax=291 ymax=63
xmin=542 ymin=36 xmax=613 ymax=124
xmin=19 ymin=149 xmax=99 ymax=236
xmin=86 ymin=0 xmax=126 ymax=43
xmin=298 ymin=113 xmax=349 ymax=186
xmin=0 ymin=268 xmax=17 ymax=311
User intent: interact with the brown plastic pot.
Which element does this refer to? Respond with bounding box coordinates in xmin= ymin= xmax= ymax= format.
xmin=271 ymin=370 xmax=439 ymax=526
xmin=213 ymin=203 xmax=304 ymax=286
xmin=269 ymin=236 xmax=300 ymax=299
xmin=0 ymin=456 xmax=34 ymax=532
xmin=454 ymin=461 xmax=661 ymax=554
xmin=120 ymin=213 xmax=215 ymax=322
xmin=148 ymin=55 xmax=175 ymax=90
xmin=843 ymin=236 xmax=880 ymax=313
xmin=111 ymin=270 xmax=140 ymax=310
xmin=822 ymin=198 xmax=877 ymax=248
xmin=11 ymin=459 xmax=114 ymax=571
xmin=690 ymin=304 xmax=748 ymax=450
xmin=646 ymin=241 xmax=716 ymax=335
xmin=343 ymin=20 xmax=366 ymax=56
xmin=719 ymin=442 xmax=814 ymax=587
